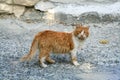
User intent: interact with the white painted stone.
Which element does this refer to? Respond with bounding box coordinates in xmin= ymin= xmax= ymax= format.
xmin=35 ymin=1 xmax=55 ymax=11
xmin=48 ymin=2 xmax=120 ymax=17
xmin=49 ymin=0 xmax=117 ymax=4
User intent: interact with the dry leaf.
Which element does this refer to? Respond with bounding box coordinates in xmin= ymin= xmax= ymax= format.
xmin=99 ymin=39 xmax=109 ymax=44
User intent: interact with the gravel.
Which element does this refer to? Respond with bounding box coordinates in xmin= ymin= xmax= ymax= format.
xmin=0 ymin=19 xmax=120 ymax=80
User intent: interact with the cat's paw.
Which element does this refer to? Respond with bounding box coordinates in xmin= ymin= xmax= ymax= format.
xmin=73 ymin=61 xmax=80 ymax=66
xmin=46 ymin=58 xmax=55 ymax=64
xmin=41 ymin=64 xmax=48 ymax=68
xmin=48 ymin=60 xmax=55 ymax=64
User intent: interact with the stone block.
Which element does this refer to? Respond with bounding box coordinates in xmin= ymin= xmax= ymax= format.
xmin=35 ymin=1 xmax=55 ymax=11
xmin=0 ymin=0 xmax=39 ymax=6
xmin=0 ymin=3 xmax=25 ymax=18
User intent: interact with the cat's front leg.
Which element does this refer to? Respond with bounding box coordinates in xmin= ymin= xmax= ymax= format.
xmin=70 ymin=49 xmax=80 ymax=66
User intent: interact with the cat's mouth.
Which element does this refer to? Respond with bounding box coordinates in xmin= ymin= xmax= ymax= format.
xmin=78 ymin=36 xmax=86 ymax=40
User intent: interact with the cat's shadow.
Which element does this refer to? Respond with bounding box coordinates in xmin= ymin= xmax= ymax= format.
xmin=20 ymin=53 xmax=84 ymax=68
xmin=51 ymin=54 xmax=70 ymax=63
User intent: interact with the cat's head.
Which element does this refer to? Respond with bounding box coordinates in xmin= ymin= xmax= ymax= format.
xmin=73 ymin=24 xmax=89 ymax=40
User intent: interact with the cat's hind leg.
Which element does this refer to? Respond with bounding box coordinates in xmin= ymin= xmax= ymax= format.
xmin=39 ymin=47 xmax=55 ymax=67
xmin=39 ymin=49 xmax=49 ymax=67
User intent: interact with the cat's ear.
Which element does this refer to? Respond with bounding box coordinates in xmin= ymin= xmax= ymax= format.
xmin=71 ymin=23 xmax=77 ymax=29
xmin=72 ymin=25 xmax=76 ymax=29
xmin=72 ymin=23 xmax=82 ymax=29
xmin=74 ymin=23 xmax=82 ymax=28
xmin=86 ymin=26 xmax=90 ymax=30
xmin=76 ymin=24 xmax=81 ymax=27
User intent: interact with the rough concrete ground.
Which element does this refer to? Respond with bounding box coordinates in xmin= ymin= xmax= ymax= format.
xmin=0 ymin=18 xmax=120 ymax=80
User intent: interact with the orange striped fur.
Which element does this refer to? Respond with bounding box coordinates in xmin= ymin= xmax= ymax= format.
xmin=20 ymin=24 xmax=89 ymax=67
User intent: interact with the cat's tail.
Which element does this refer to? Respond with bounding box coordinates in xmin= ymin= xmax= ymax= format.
xmin=20 ymin=35 xmax=39 ymax=62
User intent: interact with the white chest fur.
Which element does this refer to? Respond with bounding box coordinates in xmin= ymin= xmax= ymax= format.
xmin=72 ymin=35 xmax=85 ymax=49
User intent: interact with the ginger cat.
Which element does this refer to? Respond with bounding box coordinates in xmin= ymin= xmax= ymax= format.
xmin=20 ymin=24 xmax=89 ymax=67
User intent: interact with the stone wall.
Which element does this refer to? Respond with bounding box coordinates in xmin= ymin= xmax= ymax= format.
xmin=0 ymin=0 xmax=120 ymax=23
xmin=1 ymin=0 xmax=119 ymax=18
xmin=0 ymin=0 xmax=39 ymax=17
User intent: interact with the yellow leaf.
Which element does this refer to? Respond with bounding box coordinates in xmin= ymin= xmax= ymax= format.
xmin=99 ymin=40 xmax=109 ymax=44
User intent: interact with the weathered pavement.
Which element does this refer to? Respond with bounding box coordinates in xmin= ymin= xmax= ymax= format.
xmin=0 ymin=18 xmax=120 ymax=80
